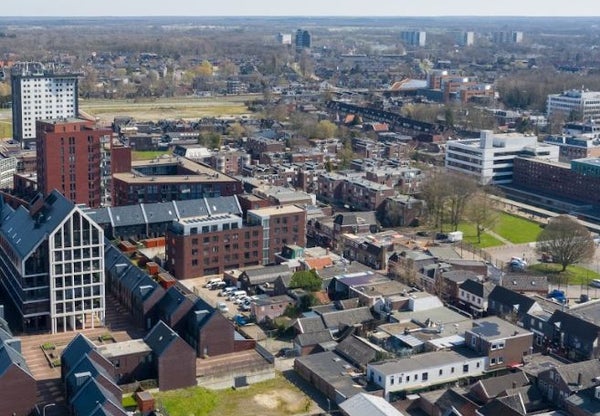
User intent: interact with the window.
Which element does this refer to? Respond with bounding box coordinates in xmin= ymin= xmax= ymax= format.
xmin=439 ymin=369 xmax=443 ymax=376
xmin=451 ymin=367 xmax=455 ymax=374
xmin=414 ymin=374 xmax=418 ymax=381
xmin=463 ymin=364 xmax=469 ymax=373
xmin=491 ymin=357 xmax=496 ymax=365
xmin=390 ymin=376 xmax=394 ymax=385
xmin=476 ymin=362 xmax=480 ymax=368
xmin=406 ymin=376 xmax=409 ymax=382
xmin=498 ymin=357 xmax=504 ymax=364
xmin=422 ymin=372 xmax=428 ymax=381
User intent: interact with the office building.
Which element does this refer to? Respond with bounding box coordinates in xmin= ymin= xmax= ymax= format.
xmin=276 ymin=33 xmax=292 ymax=45
xmin=445 ymin=130 xmax=559 ymax=184
xmin=401 ymin=31 xmax=426 ymax=47
xmin=11 ymin=62 xmax=79 ymax=147
xmin=0 ymin=190 xmax=105 ymax=333
xmin=456 ymin=31 xmax=474 ymax=46
xmin=295 ymin=29 xmax=312 ymax=50
xmin=547 ymin=89 xmax=600 ymax=122
xmin=492 ymin=31 xmax=523 ymax=44
xmin=36 ymin=118 xmax=111 ymax=208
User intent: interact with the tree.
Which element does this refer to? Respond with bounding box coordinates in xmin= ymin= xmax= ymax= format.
xmin=289 ymin=270 xmax=322 ymax=292
xmin=536 ymin=215 xmax=595 ymax=272
xmin=466 ymin=188 xmax=501 ymax=243
xmin=313 ymin=120 xmax=337 ymax=139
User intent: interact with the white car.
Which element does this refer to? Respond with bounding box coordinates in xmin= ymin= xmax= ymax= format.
xmin=217 ymin=302 xmax=229 ymax=313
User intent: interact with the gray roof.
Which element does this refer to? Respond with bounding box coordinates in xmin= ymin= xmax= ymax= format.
xmin=70 ymin=377 xmax=125 ymax=416
xmin=0 ymin=190 xmax=75 ymax=259
xmin=141 ymin=201 xmax=178 ymax=224
xmin=460 ymin=280 xmax=493 ymax=298
xmin=469 ymin=316 xmax=531 ymax=341
xmin=335 ymin=335 xmax=380 ymax=366
xmin=61 ymin=333 xmax=96 ymax=370
xmin=242 ymin=265 xmax=293 ymax=285
xmin=295 ymin=330 xmax=334 ymax=347
xmin=369 ymin=348 xmax=481 ymax=376
xmin=473 ymin=371 xmax=529 ymax=399
xmin=0 ymin=342 xmax=32 ymax=377
xmin=295 ymin=316 xmax=327 ymax=334
xmin=554 ymin=359 xmax=600 ymax=392
xmin=144 ymin=320 xmax=178 ymax=356
xmin=172 ymin=198 xmax=210 ymax=218
xmin=339 ymin=393 xmax=406 ymax=416
xmin=333 ymin=211 xmax=377 ymax=226
xmin=501 ymin=274 xmax=548 ymax=292
xmin=320 ymin=307 xmax=374 ymax=330
xmin=109 ymin=204 xmax=146 ymax=227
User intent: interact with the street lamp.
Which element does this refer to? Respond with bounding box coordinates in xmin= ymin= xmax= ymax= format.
xmin=42 ymin=403 xmax=55 ymax=416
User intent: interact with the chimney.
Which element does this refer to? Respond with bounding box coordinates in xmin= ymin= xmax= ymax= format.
xmin=74 ymin=371 xmax=92 ymax=388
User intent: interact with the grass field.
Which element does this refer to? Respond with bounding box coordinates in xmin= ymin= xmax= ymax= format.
xmin=528 ymin=263 xmax=600 ymax=286
xmin=455 ymin=222 xmax=504 ymax=248
xmin=493 ymin=212 xmax=543 ymax=244
xmin=0 ymin=120 xmax=11 ymax=139
xmin=80 ymin=96 xmax=253 ymax=122
xmin=156 ymin=375 xmax=314 ymax=416
xmin=131 ymin=150 xmax=171 ymax=161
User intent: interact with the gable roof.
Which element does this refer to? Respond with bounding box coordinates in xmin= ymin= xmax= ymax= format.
xmin=295 ymin=330 xmax=333 ymax=347
xmin=70 ymin=377 xmax=124 ymax=416
xmin=472 ymin=372 xmax=529 ymax=399
xmin=0 ymin=190 xmax=76 ymax=259
xmin=335 ymin=335 xmax=380 ymax=367
xmin=501 ymin=274 xmax=548 ymax=292
xmin=460 ymin=279 xmax=492 ymax=298
xmin=242 ymin=265 xmax=293 ymax=285
xmin=0 ymin=342 xmax=32 ymax=378
xmin=477 ymin=396 xmax=526 ymax=416
xmin=320 ymin=307 xmax=374 ymax=330
xmin=295 ymin=316 xmax=327 ymax=334
xmin=488 ymin=286 xmax=537 ymax=314
xmin=339 ymin=393 xmax=406 ymax=416
xmin=549 ymin=310 xmax=600 ymax=343
xmin=144 ymin=320 xmax=178 ymax=356
xmin=61 ymin=333 xmax=97 ymax=370
xmin=554 ymin=359 xmax=600 ymax=392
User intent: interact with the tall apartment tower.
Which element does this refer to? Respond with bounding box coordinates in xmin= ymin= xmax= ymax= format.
xmin=295 ymin=29 xmax=312 ymax=50
xmin=36 ymin=118 xmax=111 ymax=208
xmin=11 ymin=62 xmax=79 ymax=148
xmin=401 ymin=31 xmax=427 ymax=47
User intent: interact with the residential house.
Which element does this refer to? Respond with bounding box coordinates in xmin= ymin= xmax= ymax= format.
xmin=238 ymin=265 xmax=294 ymax=294
xmin=468 ymin=372 xmax=529 ymax=404
xmin=367 ymin=348 xmax=486 ymax=400
xmin=293 ymin=330 xmax=335 ymax=356
xmin=0 ymin=327 xmax=36 ymax=416
xmin=152 ymin=285 xmax=195 ymax=333
xmin=487 ymin=286 xmax=539 ymax=324
xmin=537 ymin=359 xmax=600 ymax=407
xmin=458 ymin=280 xmax=494 ymax=317
xmin=144 ymin=320 xmax=197 ymax=391
xmin=500 ymin=275 xmax=548 ymax=296
xmin=61 ymin=333 xmax=113 ymax=382
xmin=335 ymin=334 xmax=385 ymax=371
xmin=69 ymin=376 xmax=127 ymax=416
xmin=565 ymin=385 xmax=600 ymax=416
xmin=418 ymin=388 xmax=480 ymax=416
xmin=548 ymin=309 xmax=600 ymax=361
xmin=251 ymin=295 xmax=294 ymax=323
xmin=464 ymin=317 xmax=534 ymax=371
xmin=524 ymin=296 xmax=563 ymax=350
xmin=441 ymin=271 xmax=481 ymax=302
xmin=328 ymin=271 xmax=390 ymax=300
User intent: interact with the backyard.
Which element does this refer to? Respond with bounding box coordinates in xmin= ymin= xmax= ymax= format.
xmin=156 ymin=375 xmax=316 ymax=416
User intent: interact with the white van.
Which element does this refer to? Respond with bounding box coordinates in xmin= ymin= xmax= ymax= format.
xmin=216 ymin=302 xmax=229 ymax=313
xmin=210 ymin=281 xmax=227 ymax=290
xmin=229 ymin=290 xmax=246 ymax=300
xmin=204 ymin=278 xmax=222 ymax=288
xmin=220 ymin=286 xmax=236 ymax=297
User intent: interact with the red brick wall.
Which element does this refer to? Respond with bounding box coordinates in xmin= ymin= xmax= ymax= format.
xmin=157 ymin=337 xmax=197 ymax=391
xmin=0 ymin=365 xmax=37 ymax=416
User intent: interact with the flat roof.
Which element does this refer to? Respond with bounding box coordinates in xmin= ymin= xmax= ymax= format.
xmin=97 ymin=339 xmax=152 ymax=359
xmin=469 ymin=316 xmax=531 ymax=340
xmin=369 ymin=348 xmax=481 ymax=376
xmin=248 ymin=205 xmax=304 ymax=217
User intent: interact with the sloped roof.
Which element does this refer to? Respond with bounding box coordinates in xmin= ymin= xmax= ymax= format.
xmin=304 ymin=257 xmax=333 ymax=270
xmin=141 ymin=201 xmax=178 ymax=224
xmin=473 ymin=372 xmax=529 ymax=399
xmin=554 ymin=359 xmax=600 ymax=392
xmin=339 ymin=393 xmax=406 ymax=416
xmin=477 ymin=397 xmax=525 ymax=416
xmin=242 ymin=265 xmax=293 ymax=285
xmin=549 ymin=310 xmax=600 ymax=343
xmin=172 ymin=199 xmax=210 ymax=218
xmin=335 ymin=335 xmax=379 ymax=366
xmin=333 ymin=212 xmax=377 ymax=226
xmin=66 ymin=356 xmax=116 ymax=397
xmin=460 ymin=279 xmax=492 ymax=298
xmin=488 ymin=286 xmax=537 ymax=314
xmin=144 ymin=320 xmax=178 ymax=356
xmin=61 ymin=333 xmax=96 ymax=370
xmin=321 ymin=307 xmax=374 ymax=330
xmin=295 ymin=316 xmax=327 ymax=334
xmin=0 ymin=190 xmax=75 ymax=259
xmin=295 ymin=330 xmax=334 ymax=347
xmin=206 ymin=196 xmax=242 ymax=216
xmin=109 ymin=204 xmax=146 ymax=227
xmin=155 ymin=285 xmax=194 ymax=322
xmin=501 ymin=274 xmax=548 ymax=292
xmin=0 ymin=342 xmax=32 ymax=377
xmin=70 ymin=377 xmax=123 ymax=416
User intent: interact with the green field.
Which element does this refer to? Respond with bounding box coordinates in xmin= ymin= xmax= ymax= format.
xmin=455 ymin=222 xmax=504 ymax=248
xmin=0 ymin=120 xmax=11 ymax=139
xmin=493 ymin=212 xmax=544 ymax=244
xmin=156 ymin=375 xmax=313 ymax=416
xmin=131 ymin=150 xmax=171 ymax=161
xmin=529 ymin=263 xmax=600 ymax=286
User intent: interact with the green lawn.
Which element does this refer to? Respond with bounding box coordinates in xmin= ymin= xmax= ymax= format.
xmin=156 ymin=386 xmax=217 ymax=416
xmin=131 ymin=150 xmax=171 ymax=161
xmin=493 ymin=212 xmax=543 ymax=244
xmin=528 ymin=263 xmax=600 ymax=286
xmin=0 ymin=120 xmax=11 ymax=139
xmin=455 ymin=222 xmax=504 ymax=248
xmin=156 ymin=375 xmax=312 ymax=416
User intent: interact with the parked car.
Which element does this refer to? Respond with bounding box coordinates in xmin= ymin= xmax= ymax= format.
xmin=233 ymin=314 xmax=248 ymax=326
xmin=547 ymin=289 xmax=567 ymax=304
xmin=217 ymin=302 xmax=229 ymax=313
xmin=590 ymin=279 xmax=600 ymax=288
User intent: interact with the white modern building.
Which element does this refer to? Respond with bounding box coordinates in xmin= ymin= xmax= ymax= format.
xmin=0 ymin=155 xmax=17 ymax=189
xmin=547 ymin=89 xmax=600 ymax=122
xmin=401 ymin=31 xmax=426 ymax=47
xmin=11 ymin=62 xmax=79 ymax=147
xmin=367 ymin=349 xmax=486 ymax=400
xmin=445 ymin=130 xmax=559 ymax=184
xmin=0 ymin=190 xmax=105 ymax=333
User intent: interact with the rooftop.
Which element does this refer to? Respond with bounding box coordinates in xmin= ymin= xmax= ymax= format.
xmin=469 ymin=316 xmax=531 ymax=340
xmin=369 ymin=347 xmax=481 ymax=376
xmin=248 ymin=204 xmax=304 ymax=217
xmin=97 ymin=339 xmax=152 ymax=359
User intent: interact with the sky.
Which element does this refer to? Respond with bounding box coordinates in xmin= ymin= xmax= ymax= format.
xmin=4 ymin=0 xmax=600 ymax=17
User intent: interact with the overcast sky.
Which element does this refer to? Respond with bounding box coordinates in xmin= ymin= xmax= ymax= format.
xmin=5 ymin=0 xmax=600 ymax=17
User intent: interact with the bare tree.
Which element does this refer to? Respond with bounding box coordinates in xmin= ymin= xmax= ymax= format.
xmin=466 ymin=187 xmax=501 ymax=243
xmin=536 ymin=215 xmax=595 ymax=272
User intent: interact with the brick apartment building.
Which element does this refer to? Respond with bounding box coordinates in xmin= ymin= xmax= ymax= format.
xmin=36 ymin=118 xmax=111 ymax=208
xmin=318 ymin=172 xmax=395 ymax=211
xmin=166 ymin=213 xmax=263 ymax=279
xmin=112 ymin=157 xmax=243 ymax=206
xmin=247 ymin=205 xmax=307 ymax=266
xmin=512 ymin=156 xmax=600 ymax=206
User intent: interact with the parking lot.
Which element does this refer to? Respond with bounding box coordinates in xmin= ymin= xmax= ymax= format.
xmin=179 ymin=276 xmax=248 ymax=318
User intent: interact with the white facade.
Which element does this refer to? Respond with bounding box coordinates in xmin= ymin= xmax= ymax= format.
xmin=368 ymin=350 xmax=486 ymax=399
xmin=0 ymin=156 xmax=17 ymax=189
xmin=445 ymin=130 xmax=559 ymax=184
xmin=547 ymin=90 xmax=600 ymax=122
xmin=459 ymin=288 xmax=487 ymax=312
xmin=49 ymin=209 xmax=105 ymax=333
xmin=11 ymin=63 xmax=78 ymax=145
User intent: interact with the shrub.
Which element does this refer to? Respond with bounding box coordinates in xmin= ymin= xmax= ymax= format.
xmin=41 ymin=342 xmax=56 ymax=351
